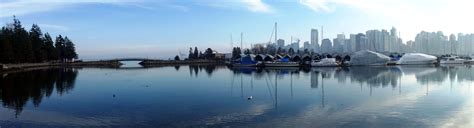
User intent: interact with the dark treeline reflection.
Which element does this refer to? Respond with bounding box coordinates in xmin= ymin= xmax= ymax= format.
xmin=188 ymin=65 xmax=228 ymax=77
xmin=0 ymin=68 xmax=78 ymax=116
xmin=230 ymin=65 xmax=474 ymax=88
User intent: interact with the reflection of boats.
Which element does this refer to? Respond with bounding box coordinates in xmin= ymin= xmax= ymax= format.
xmin=231 ymin=54 xmax=262 ymax=67
xmin=397 ymin=53 xmax=437 ymax=65
xmin=264 ymin=62 xmax=300 ymax=67
xmin=440 ymin=56 xmax=466 ymax=64
xmin=311 ymin=58 xmax=339 ymax=67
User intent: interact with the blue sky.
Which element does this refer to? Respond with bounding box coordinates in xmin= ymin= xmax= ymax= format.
xmin=1 ymin=0 xmax=473 ymax=59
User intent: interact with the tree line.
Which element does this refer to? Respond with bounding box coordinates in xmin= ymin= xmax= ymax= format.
xmin=182 ymin=47 xmax=215 ymax=60
xmin=0 ymin=16 xmax=78 ymax=64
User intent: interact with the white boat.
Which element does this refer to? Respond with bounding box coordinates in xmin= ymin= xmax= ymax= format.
xmin=397 ymin=53 xmax=437 ymax=65
xmin=311 ymin=58 xmax=339 ymax=67
xmin=440 ymin=56 xmax=466 ymax=64
xmin=264 ymin=62 xmax=300 ymax=67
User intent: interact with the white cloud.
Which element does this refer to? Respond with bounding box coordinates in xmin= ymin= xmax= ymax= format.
xmin=198 ymin=0 xmax=274 ymax=13
xmin=241 ymin=0 xmax=273 ymax=13
xmin=299 ymin=0 xmax=332 ymax=12
xmin=0 ymin=0 xmax=181 ymax=17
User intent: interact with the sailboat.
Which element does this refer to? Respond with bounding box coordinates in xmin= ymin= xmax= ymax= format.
xmin=263 ymin=22 xmax=300 ymax=67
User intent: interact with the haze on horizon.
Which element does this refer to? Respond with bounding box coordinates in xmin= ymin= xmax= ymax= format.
xmin=1 ymin=0 xmax=473 ymax=59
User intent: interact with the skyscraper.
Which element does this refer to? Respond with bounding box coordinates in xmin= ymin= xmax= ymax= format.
xmin=321 ymin=39 xmax=332 ymax=53
xmin=333 ymin=34 xmax=345 ymax=53
xmin=449 ymin=34 xmax=456 ymax=54
xmin=355 ymin=33 xmax=368 ymax=52
xmin=311 ymin=29 xmax=320 ymax=53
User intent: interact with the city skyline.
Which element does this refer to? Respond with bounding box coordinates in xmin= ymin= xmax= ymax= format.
xmin=1 ymin=0 xmax=474 ymax=59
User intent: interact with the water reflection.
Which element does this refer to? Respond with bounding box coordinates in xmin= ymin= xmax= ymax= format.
xmin=0 ymin=68 xmax=78 ymax=116
xmin=0 ymin=65 xmax=473 ymax=127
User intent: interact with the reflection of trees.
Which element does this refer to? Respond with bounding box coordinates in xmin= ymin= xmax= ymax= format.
xmin=0 ymin=68 xmax=78 ymax=116
xmin=188 ymin=65 xmax=227 ymax=77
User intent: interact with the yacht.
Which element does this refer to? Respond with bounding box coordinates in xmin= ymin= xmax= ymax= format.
xmin=311 ymin=58 xmax=340 ymax=67
xmin=440 ymin=56 xmax=466 ymax=64
xmin=397 ymin=53 xmax=437 ymax=65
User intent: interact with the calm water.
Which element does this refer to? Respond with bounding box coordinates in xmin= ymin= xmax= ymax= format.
xmin=1 ymin=64 xmax=474 ymax=127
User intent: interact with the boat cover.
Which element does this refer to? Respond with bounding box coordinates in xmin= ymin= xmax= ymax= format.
xmin=350 ymin=50 xmax=390 ymax=65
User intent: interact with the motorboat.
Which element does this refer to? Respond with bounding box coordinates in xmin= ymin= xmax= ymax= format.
xmin=397 ymin=53 xmax=437 ymax=65
xmin=440 ymin=56 xmax=466 ymax=64
xmin=311 ymin=58 xmax=339 ymax=67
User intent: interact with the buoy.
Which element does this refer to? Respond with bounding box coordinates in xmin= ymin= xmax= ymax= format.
xmin=247 ymin=96 xmax=253 ymax=100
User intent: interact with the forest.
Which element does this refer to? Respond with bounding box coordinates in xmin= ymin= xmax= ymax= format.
xmin=0 ymin=16 xmax=78 ymax=64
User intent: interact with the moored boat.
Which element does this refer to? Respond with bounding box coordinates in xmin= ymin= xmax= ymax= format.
xmin=397 ymin=53 xmax=437 ymax=65
xmin=440 ymin=56 xmax=466 ymax=64
xmin=311 ymin=58 xmax=339 ymax=67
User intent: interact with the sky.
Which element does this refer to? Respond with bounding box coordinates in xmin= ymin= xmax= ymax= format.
xmin=1 ymin=0 xmax=474 ymax=59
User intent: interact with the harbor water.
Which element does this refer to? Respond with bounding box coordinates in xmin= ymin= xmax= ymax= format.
xmin=1 ymin=64 xmax=473 ymax=127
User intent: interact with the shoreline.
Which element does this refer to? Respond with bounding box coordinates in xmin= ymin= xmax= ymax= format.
xmin=0 ymin=60 xmax=225 ymax=73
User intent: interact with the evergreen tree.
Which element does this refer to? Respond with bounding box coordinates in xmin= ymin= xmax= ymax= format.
xmin=0 ymin=17 xmax=78 ymax=63
xmin=64 ymin=36 xmax=78 ymax=61
xmin=174 ymin=55 xmax=180 ymax=60
xmin=204 ymin=48 xmax=213 ymax=59
xmin=55 ymin=35 xmax=65 ymax=61
xmin=43 ymin=33 xmax=57 ymax=61
xmin=29 ymin=24 xmax=46 ymax=62
xmin=193 ymin=47 xmax=199 ymax=59
xmin=0 ymin=27 xmax=14 ymax=63
xmin=12 ymin=16 xmax=33 ymax=63
xmin=188 ymin=47 xmax=194 ymax=59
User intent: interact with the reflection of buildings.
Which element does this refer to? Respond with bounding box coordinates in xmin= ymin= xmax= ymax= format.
xmin=0 ymin=68 xmax=78 ymax=116
xmin=310 ymin=71 xmax=319 ymax=88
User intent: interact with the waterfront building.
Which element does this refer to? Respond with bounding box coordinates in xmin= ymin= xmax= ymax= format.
xmin=321 ymin=39 xmax=332 ymax=53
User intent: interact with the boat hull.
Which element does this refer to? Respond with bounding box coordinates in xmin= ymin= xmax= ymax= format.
xmin=264 ymin=62 xmax=300 ymax=67
xmin=397 ymin=60 xmax=437 ymax=65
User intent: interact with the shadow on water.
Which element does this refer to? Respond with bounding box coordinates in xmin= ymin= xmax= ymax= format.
xmin=0 ymin=68 xmax=78 ymax=116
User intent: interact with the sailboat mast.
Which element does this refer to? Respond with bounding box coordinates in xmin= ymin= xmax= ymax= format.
xmin=275 ymin=22 xmax=277 ymax=44
xmin=241 ymin=32 xmax=243 ymax=50
xmin=275 ymin=22 xmax=278 ymax=55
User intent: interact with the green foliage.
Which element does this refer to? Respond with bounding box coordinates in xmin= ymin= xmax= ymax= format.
xmin=174 ymin=55 xmax=180 ymax=60
xmin=0 ymin=16 xmax=78 ymax=63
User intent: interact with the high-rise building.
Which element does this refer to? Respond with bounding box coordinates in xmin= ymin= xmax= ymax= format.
xmin=321 ymin=38 xmax=332 ymax=53
xmin=277 ymin=39 xmax=285 ymax=48
xmin=333 ymin=34 xmax=345 ymax=53
xmin=349 ymin=34 xmax=356 ymax=52
xmin=366 ymin=30 xmax=384 ymax=52
xmin=449 ymin=34 xmax=456 ymax=54
xmin=311 ymin=29 xmax=320 ymax=53
xmin=355 ymin=33 xmax=368 ymax=52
